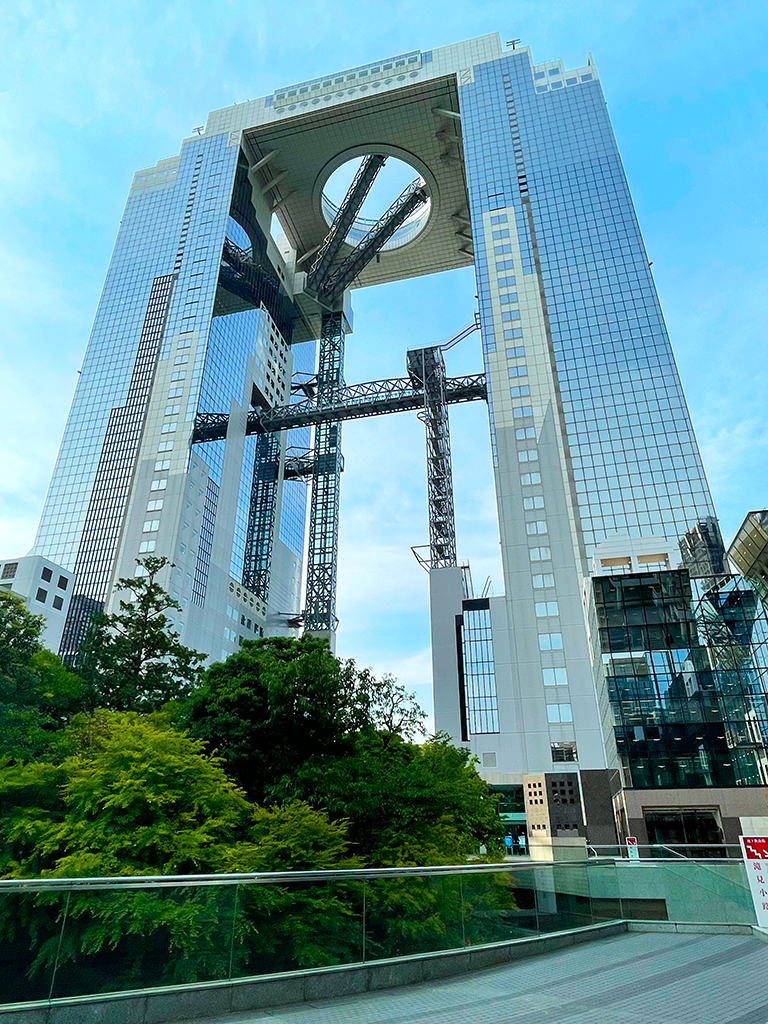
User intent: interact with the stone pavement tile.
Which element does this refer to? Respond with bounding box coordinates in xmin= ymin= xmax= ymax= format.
xmin=178 ymin=934 xmax=768 ymax=1024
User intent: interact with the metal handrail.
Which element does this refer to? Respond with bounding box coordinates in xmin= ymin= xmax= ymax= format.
xmin=0 ymin=862 xmax=528 ymax=894
xmin=0 ymin=854 xmax=746 ymax=894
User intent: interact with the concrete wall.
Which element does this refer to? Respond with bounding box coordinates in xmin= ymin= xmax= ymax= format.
xmin=615 ymin=787 xmax=768 ymax=845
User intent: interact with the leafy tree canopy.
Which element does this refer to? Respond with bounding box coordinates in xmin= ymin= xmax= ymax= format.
xmin=0 ymin=590 xmax=44 ymax=680
xmin=183 ymin=635 xmax=424 ymax=801
xmin=76 ymin=556 xmax=204 ymax=712
xmin=183 ymin=636 xmax=500 ymax=866
xmin=279 ymin=731 xmax=504 ymax=866
xmin=0 ymin=591 xmax=85 ymax=762
xmin=0 ymin=710 xmax=354 ymax=878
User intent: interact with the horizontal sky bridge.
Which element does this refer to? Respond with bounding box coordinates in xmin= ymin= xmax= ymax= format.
xmin=191 ymin=373 xmax=487 ymax=444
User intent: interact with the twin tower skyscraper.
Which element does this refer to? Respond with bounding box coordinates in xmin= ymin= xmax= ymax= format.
xmin=28 ymin=34 xmax=726 ymax=807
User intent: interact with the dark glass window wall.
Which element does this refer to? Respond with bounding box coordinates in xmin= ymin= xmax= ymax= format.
xmin=593 ymin=570 xmax=768 ymax=788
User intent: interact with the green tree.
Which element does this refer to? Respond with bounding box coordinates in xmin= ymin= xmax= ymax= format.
xmin=0 ymin=591 xmax=85 ymax=761
xmin=0 ymin=712 xmax=361 ymax=999
xmin=0 ymin=590 xmax=44 ymax=679
xmin=76 ymin=556 xmax=203 ymax=712
xmin=280 ymin=731 xmax=504 ymax=866
xmin=183 ymin=635 xmax=372 ymax=801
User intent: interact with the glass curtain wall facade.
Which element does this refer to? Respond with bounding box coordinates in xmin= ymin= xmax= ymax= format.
xmin=32 ymin=129 xmax=308 ymax=662
xmin=592 ymin=570 xmax=768 ymax=789
xmin=447 ymin=46 xmax=719 ymax=778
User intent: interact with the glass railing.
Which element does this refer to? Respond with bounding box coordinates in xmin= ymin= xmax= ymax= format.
xmin=0 ymin=858 xmax=756 ymax=1010
xmin=588 ymin=843 xmax=743 ymax=859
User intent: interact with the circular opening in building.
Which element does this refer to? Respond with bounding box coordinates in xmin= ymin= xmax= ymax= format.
xmin=320 ymin=155 xmax=431 ymax=252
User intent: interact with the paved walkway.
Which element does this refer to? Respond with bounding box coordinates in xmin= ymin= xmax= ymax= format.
xmin=184 ymin=931 xmax=768 ymax=1024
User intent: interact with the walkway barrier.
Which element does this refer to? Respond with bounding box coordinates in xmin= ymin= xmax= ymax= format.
xmin=587 ymin=842 xmax=743 ymax=860
xmin=0 ymin=859 xmax=757 ymax=1020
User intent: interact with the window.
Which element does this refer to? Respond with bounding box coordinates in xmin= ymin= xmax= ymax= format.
xmin=504 ymin=327 xmax=523 ymax=340
xmin=510 ymin=385 xmax=531 ymax=399
xmin=490 ymin=214 xmax=508 ymax=225
xmin=168 ymin=388 xmax=183 ymax=399
xmin=35 ymin=587 xmax=48 ymax=603
xmin=498 ymin=276 xmax=516 ymax=288
xmin=507 ymin=346 xmax=525 ymax=359
xmin=530 ymin=547 xmax=551 ymax=562
xmin=548 ymin=67 xmax=560 ymax=76
xmin=150 ymin=478 xmax=168 ymax=491
xmin=524 ymin=496 xmax=545 ymax=509
xmin=514 ymin=405 xmax=533 ymax=419
xmin=41 ymin=567 xmax=53 ymax=582
xmin=543 ymin=667 xmax=568 ymax=686
xmin=165 ymin=405 xmax=180 ymax=415
xmin=552 ymin=742 xmax=578 ymax=762
xmin=526 ymin=521 xmax=548 ymax=535
xmin=52 ymin=595 xmax=64 ymax=611
xmin=509 ymin=365 xmax=528 ymax=378
xmin=496 ymin=259 xmax=514 ymax=271
xmin=499 ymin=292 xmax=518 ymax=304
xmin=533 ymin=573 xmax=556 ymax=589
xmin=539 ymin=633 xmax=564 ymax=651
xmin=502 ymin=310 xmax=521 ymax=321
xmin=157 ymin=440 xmax=174 ymax=452
xmin=492 ymin=229 xmax=510 ymax=240
xmin=536 ymin=601 xmax=559 ymax=617
xmin=147 ymin=499 xmax=164 ymax=511
xmin=143 ymin=520 xmax=160 ymax=533
xmin=1 ymin=562 xmax=18 ymax=579
xmin=581 ymin=73 xmax=593 ymax=81
xmin=139 ymin=540 xmax=156 ymax=553
xmin=534 ymin=71 xmax=546 ymax=79
xmin=547 ymin=702 xmax=572 ymax=723
xmin=177 ymin=337 xmax=192 ymax=349
xmin=161 ymin=422 xmax=177 ymax=434
xmin=171 ymin=371 xmax=186 ymax=381
xmin=566 ymin=77 xmax=577 ymax=85
xmin=495 ymin=244 xmax=512 ymax=254
xmin=154 ymin=460 xmax=171 ymax=471
xmin=174 ymin=354 xmax=189 ymax=365
xmin=521 ymin=472 xmax=541 ymax=485
xmin=517 ymin=427 xmax=535 ymax=440
xmin=518 ymin=449 xmax=538 ymax=462
xmin=57 ymin=575 xmax=69 ymax=590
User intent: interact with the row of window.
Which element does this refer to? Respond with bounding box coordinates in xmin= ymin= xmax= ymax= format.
xmin=34 ymin=587 xmax=65 ymax=611
xmin=137 ymin=371 xmax=189 ymax=575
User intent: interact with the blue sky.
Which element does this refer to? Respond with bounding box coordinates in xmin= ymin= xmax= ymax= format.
xmin=2 ymin=0 xmax=767 ymax=721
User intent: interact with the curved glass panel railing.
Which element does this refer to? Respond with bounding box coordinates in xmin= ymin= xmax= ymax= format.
xmin=0 ymin=859 xmax=755 ymax=1010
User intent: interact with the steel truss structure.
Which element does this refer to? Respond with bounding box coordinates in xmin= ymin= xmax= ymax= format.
xmin=304 ymin=311 xmax=346 ymax=634
xmin=307 ymin=154 xmax=388 ymax=291
xmin=191 ymin=373 xmax=486 ymax=443
xmin=204 ymin=148 xmax=468 ymax=633
xmin=242 ymin=431 xmax=280 ymax=599
xmin=317 ymin=180 xmax=429 ymax=302
xmin=192 ymin=361 xmax=486 ymax=629
xmin=407 ymin=347 xmax=457 ymax=568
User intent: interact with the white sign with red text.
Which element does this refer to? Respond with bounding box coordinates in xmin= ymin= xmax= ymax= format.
xmin=739 ymin=836 xmax=768 ymax=928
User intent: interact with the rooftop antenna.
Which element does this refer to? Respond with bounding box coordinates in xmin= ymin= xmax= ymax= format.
xmin=192 ymin=126 xmax=204 ymax=136
xmin=481 ymin=576 xmax=492 ymax=598
xmin=506 ymin=39 xmax=521 ymax=50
